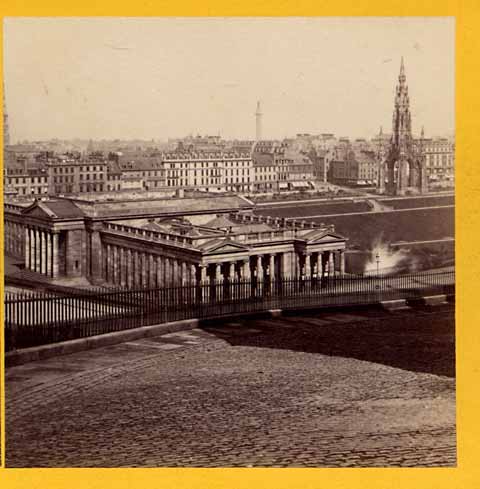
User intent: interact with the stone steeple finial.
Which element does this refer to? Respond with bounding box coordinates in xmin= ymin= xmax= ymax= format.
xmin=399 ymin=56 xmax=406 ymax=84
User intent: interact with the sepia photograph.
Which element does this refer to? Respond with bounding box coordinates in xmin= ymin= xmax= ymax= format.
xmin=3 ymin=17 xmax=455 ymax=468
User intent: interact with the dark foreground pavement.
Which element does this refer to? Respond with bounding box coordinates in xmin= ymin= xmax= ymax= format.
xmin=6 ymin=304 xmax=455 ymax=468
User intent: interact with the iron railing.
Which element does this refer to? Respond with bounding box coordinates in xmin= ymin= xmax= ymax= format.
xmin=4 ymin=270 xmax=454 ymax=352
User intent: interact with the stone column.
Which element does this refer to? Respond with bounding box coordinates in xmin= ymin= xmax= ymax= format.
xmin=90 ymin=230 xmax=103 ymax=284
xmin=169 ymin=259 xmax=176 ymax=286
xmin=157 ymin=256 xmax=164 ymax=288
xmin=108 ymin=244 xmax=113 ymax=284
xmin=215 ymin=263 xmax=223 ymax=300
xmin=10 ymin=222 xmax=14 ymax=255
xmin=179 ymin=261 xmax=186 ymax=286
xmin=30 ymin=228 xmax=36 ymax=272
xmin=45 ymin=233 xmax=52 ymax=277
xmin=19 ymin=224 xmax=23 ymax=257
xmin=120 ymin=248 xmax=126 ymax=287
xmin=40 ymin=231 xmax=47 ymax=275
xmin=139 ymin=253 xmax=145 ymax=287
xmin=17 ymin=224 xmax=21 ymax=257
xmin=24 ymin=227 xmax=31 ymax=270
xmin=215 ymin=263 xmax=223 ymax=282
xmin=316 ymin=253 xmax=322 ymax=278
xmin=229 ymin=262 xmax=236 ymax=280
xmin=34 ymin=228 xmax=42 ymax=273
xmin=126 ymin=249 xmax=133 ymax=289
xmin=173 ymin=260 xmax=182 ymax=287
xmin=136 ymin=252 xmax=141 ymax=287
xmin=305 ymin=253 xmax=312 ymax=278
xmin=105 ymin=244 xmax=111 ymax=282
xmin=148 ymin=254 xmax=155 ymax=288
xmin=294 ymin=252 xmax=302 ymax=278
xmin=329 ymin=251 xmax=335 ymax=277
xmin=242 ymin=259 xmax=251 ymax=280
xmin=281 ymin=252 xmax=291 ymax=279
xmin=114 ymin=246 xmax=120 ymax=285
xmin=52 ymin=232 xmax=59 ymax=278
xmin=190 ymin=264 xmax=197 ymax=285
xmin=9 ymin=222 xmax=12 ymax=255
xmin=340 ymin=250 xmax=345 ymax=275
xmin=269 ymin=254 xmax=276 ymax=280
xmin=164 ymin=257 xmax=171 ymax=287
xmin=139 ymin=252 xmax=144 ymax=288
xmin=132 ymin=251 xmax=139 ymax=288
xmin=150 ymin=256 xmax=157 ymax=288
xmin=199 ymin=264 xmax=208 ymax=302
xmin=256 ymin=255 xmax=264 ymax=280
xmin=182 ymin=261 xmax=188 ymax=285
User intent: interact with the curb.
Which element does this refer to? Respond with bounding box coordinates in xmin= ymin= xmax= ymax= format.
xmin=5 ymin=319 xmax=199 ymax=368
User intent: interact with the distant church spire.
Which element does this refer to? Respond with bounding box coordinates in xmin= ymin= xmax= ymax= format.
xmin=3 ymin=83 xmax=10 ymax=147
xmin=255 ymin=100 xmax=263 ymax=141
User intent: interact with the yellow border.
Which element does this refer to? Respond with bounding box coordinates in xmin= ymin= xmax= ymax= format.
xmin=2 ymin=1 xmax=478 ymax=488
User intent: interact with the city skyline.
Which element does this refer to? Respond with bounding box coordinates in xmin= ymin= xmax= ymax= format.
xmin=4 ymin=17 xmax=455 ymax=143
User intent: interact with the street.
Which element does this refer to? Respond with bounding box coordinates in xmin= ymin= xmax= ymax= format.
xmin=6 ymin=303 xmax=455 ymax=467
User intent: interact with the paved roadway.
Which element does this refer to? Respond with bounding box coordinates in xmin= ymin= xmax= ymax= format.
xmin=6 ymin=303 xmax=455 ymax=468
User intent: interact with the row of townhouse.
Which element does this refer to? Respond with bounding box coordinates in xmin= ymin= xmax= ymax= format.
xmin=313 ymin=135 xmax=455 ymax=187
xmin=3 ymin=138 xmax=315 ymax=197
xmin=328 ymin=148 xmax=378 ymax=186
xmin=251 ymin=141 xmax=315 ymax=192
xmin=422 ymin=138 xmax=455 ymax=182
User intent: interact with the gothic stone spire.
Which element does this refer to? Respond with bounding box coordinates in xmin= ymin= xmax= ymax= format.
xmin=392 ymin=57 xmax=412 ymax=150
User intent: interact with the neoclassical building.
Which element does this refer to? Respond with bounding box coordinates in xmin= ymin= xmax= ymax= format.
xmin=4 ymin=194 xmax=347 ymax=288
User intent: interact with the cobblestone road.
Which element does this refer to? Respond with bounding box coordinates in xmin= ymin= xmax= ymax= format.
xmin=6 ymin=304 xmax=455 ymax=467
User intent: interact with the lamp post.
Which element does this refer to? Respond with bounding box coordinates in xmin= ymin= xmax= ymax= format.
xmin=375 ymin=252 xmax=380 ymax=276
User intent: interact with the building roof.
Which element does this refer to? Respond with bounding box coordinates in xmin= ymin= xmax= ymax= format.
xmin=107 ymin=160 xmax=123 ymax=175
xmin=142 ymin=221 xmax=171 ymax=233
xmin=204 ymin=215 xmax=238 ymax=229
xmin=71 ymin=195 xmax=254 ymax=219
xmin=23 ymin=199 xmax=85 ymax=219
xmin=354 ymin=150 xmax=377 ymax=165
xmin=252 ymin=153 xmax=275 ymax=167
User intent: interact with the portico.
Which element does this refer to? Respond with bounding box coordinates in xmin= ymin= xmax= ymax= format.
xmin=20 ymin=200 xmax=86 ymax=279
xmin=4 ymin=195 xmax=347 ymax=288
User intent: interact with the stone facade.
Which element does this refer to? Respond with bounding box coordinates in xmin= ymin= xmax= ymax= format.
xmin=4 ymin=195 xmax=347 ymax=288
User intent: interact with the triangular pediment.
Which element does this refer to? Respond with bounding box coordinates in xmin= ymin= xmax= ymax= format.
xmin=202 ymin=239 xmax=250 ymax=255
xmin=307 ymin=232 xmax=346 ymax=244
xmin=22 ymin=202 xmax=55 ymax=219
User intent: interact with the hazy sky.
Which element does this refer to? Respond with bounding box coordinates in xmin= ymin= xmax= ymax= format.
xmin=4 ymin=17 xmax=454 ymax=143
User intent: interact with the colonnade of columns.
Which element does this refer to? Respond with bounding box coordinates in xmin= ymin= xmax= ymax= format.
xmin=103 ymin=243 xmax=198 ymax=289
xmin=101 ymin=242 xmax=345 ymax=289
xmin=24 ymin=227 xmax=59 ymax=278
xmin=299 ymin=250 xmax=345 ymax=279
xmin=4 ymin=220 xmax=25 ymax=259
